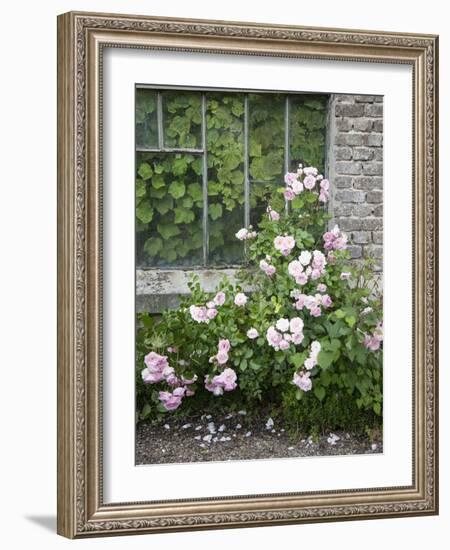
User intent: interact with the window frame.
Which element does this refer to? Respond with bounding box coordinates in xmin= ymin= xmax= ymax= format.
xmin=135 ymin=84 xmax=329 ymax=269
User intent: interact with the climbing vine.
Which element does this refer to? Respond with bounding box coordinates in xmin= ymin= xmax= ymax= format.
xmin=135 ymin=89 xmax=328 ymax=267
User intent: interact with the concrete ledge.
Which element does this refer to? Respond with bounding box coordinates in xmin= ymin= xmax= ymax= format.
xmin=136 ymin=268 xmax=243 ymax=313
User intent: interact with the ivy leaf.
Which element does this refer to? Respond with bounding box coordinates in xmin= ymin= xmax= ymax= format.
xmin=138 ymin=162 xmax=153 ymax=180
xmin=157 ymin=223 xmax=181 ymax=240
xmin=136 ymin=202 xmax=153 ymax=224
xmin=154 ymin=195 xmax=173 ymax=215
xmin=168 ymin=181 xmax=186 ymax=199
xmin=373 ymin=402 xmax=382 ymax=416
xmin=151 ymin=175 xmax=165 ymax=189
xmin=209 ymin=203 xmax=223 ymax=220
xmin=144 ymin=237 xmax=163 ymax=256
xmin=136 ymin=179 xmax=146 ymax=198
xmin=174 ymin=207 xmax=195 ymax=224
xmin=187 ymin=183 xmax=203 ymax=201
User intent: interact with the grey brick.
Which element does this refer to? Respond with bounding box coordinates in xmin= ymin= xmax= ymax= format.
xmin=335 ymin=104 xmax=365 ymax=117
xmin=363 ymin=162 xmax=383 ymax=176
xmin=352 ymin=147 xmax=374 ymax=161
xmin=365 ymin=104 xmax=383 ymax=117
xmin=374 ymin=96 xmax=384 ymax=103
xmin=373 ymin=205 xmax=383 ymax=217
xmin=373 ymin=231 xmax=383 ymax=244
xmin=338 ymin=218 xmax=363 ymax=231
xmin=336 ymin=118 xmax=353 ymax=132
xmin=352 ymin=118 xmax=373 ymax=132
xmin=335 ymin=146 xmax=352 ymax=160
xmin=374 ymin=149 xmax=383 ymax=161
xmin=364 ymin=244 xmax=383 ymax=260
xmin=372 ymin=119 xmax=383 ymax=132
xmin=335 ymin=189 xmax=366 ymax=203
xmin=353 ymin=176 xmax=383 ymax=191
xmin=335 ymin=133 xmax=367 ymax=146
xmin=348 ymin=245 xmax=362 ymax=259
xmin=361 ymin=217 xmax=383 ymax=230
xmin=354 ymin=95 xmax=380 ymax=103
xmin=335 ymin=95 xmax=358 ymax=103
xmin=335 ymin=176 xmax=353 ymax=188
xmin=352 ymin=204 xmax=376 ymax=217
xmin=351 ymin=231 xmax=371 ymax=244
xmin=366 ymin=190 xmax=383 ymax=203
xmin=367 ymin=134 xmax=383 ymax=147
xmin=334 ymin=204 xmax=354 ymax=216
xmin=336 ymin=161 xmax=363 ymax=175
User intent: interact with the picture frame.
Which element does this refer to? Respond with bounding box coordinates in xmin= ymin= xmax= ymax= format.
xmin=57 ymin=11 xmax=439 ymax=538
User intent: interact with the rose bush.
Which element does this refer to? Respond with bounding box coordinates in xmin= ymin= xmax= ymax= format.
xmin=136 ymin=164 xmax=383 ymax=434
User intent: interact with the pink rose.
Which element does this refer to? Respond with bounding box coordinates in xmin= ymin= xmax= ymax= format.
xmin=291 ymin=332 xmax=304 ymax=345
xmin=247 ymin=328 xmax=259 ymax=339
xmin=279 ymin=339 xmax=290 ymax=351
xmin=234 ymin=292 xmax=248 ymax=306
xmin=214 ymin=291 xmax=226 ymax=306
xmin=218 ymin=339 xmax=231 ymax=353
xmin=303 ymin=175 xmax=316 ymax=190
xmin=207 ymin=307 xmax=218 ymax=319
xmin=310 ymin=306 xmax=322 ymax=317
xmin=321 ymin=294 xmax=333 ymax=308
xmin=340 ymin=272 xmax=351 ymax=280
xmin=317 ymin=283 xmax=327 ymax=293
xmin=290 ymin=317 xmax=304 ymax=334
xmin=284 ymin=188 xmax=295 ymax=201
xmin=269 ymin=209 xmax=280 ymax=221
xmin=293 ymin=371 xmax=312 ymax=392
xmin=216 ymin=350 xmax=229 ymax=365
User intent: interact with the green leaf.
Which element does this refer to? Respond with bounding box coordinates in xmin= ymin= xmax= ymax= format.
xmin=157 ymin=223 xmax=181 ymax=240
xmin=140 ymin=403 xmax=152 ymax=419
xmin=136 ymin=179 xmax=146 ymax=198
xmin=209 ymin=203 xmax=223 ymax=220
xmin=136 ymin=202 xmax=154 ymax=224
xmin=334 ymin=309 xmax=345 ymax=319
xmin=345 ymin=315 xmax=356 ymax=328
xmin=314 ymin=385 xmax=326 ymax=401
xmin=168 ymin=181 xmax=186 ymax=199
xmin=151 ymin=174 xmax=165 ymax=189
xmin=295 ymin=388 xmax=304 ymax=401
xmin=174 ymin=207 xmax=195 ymax=224
xmin=187 ymin=182 xmax=203 ymax=201
xmin=317 ymin=350 xmax=335 ymax=370
xmin=289 ymin=353 xmax=305 ymax=369
xmin=138 ymin=162 xmax=153 ymax=180
xmin=373 ymin=402 xmax=381 ymax=416
xmin=154 ymin=195 xmax=173 ymax=215
xmin=144 ymin=237 xmax=163 ymax=257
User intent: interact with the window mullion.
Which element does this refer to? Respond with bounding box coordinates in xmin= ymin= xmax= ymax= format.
xmin=244 ymin=95 xmax=250 ymax=228
xmin=284 ymin=95 xmax=290 ymax=213
xmin=201 ymin=93 xmax=209 ymax=266
xmin=157 ymin=92 xmax=164 ymax=149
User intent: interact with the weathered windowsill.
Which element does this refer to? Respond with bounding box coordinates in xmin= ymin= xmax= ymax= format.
xmin=136 ymin=268 xmax=245 ymax=313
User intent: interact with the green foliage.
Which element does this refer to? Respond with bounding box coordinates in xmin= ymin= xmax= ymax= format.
xmin=136 ymin=170 xmax=383 ymax=435
xmin=135 ymin=90 xmax=328 ymax=266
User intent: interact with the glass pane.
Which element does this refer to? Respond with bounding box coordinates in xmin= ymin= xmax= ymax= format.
xmin=248 ymin=93 xmax=285 ymax=184
xmin=249 ymin=180 xmax=277 ymax=228
xmin=290 ymin=95 xmax=328 ymax=173
xmin=206 ymin=93 xmax=245 ymax=265
xmin=136 ymin=152 xmax=204 ymax=267
xmin=135 ymin=89 xmax=158 ymax=148
xmin=163 ymin=91 xmax=202 ymax=149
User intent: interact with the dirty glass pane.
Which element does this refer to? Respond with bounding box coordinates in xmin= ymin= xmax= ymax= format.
xmin=163 ymin=91 xmax=202 ymax=149
xmin=290 ymin=95 xmax=328 ymax=173
xmin=249 ymin=180 xmax=278 ymax=228
xmin=136 ymin=152 xmax=204 ymax=267
xmin=206 ymin=93 xmax=245 ymax=265
xmin=248 ymin=93 xmax=285 ymax=185
xmin=135 ymin=89 xmax=158 ymax=149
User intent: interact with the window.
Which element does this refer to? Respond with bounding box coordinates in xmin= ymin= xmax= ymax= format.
xmin=135 ymin=87 xmax=328 ymax=268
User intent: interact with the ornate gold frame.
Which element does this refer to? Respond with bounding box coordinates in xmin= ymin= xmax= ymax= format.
xmin=57 ymin=11 xmax=439 ymax=538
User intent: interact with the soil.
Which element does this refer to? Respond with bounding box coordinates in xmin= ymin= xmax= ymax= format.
xmin=135 ymin=410 xmax=382 ymax=465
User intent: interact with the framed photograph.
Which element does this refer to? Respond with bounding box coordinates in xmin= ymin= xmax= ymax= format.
xmin=57 ymin=11 xmax=439 ymax=538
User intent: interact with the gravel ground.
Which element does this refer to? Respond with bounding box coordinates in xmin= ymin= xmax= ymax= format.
xmin=136 ymin=411 xmax=382 ymax=465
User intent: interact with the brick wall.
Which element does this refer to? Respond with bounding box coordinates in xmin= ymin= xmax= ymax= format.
xmin=327 ymin=94 xmax=383 ymax=270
